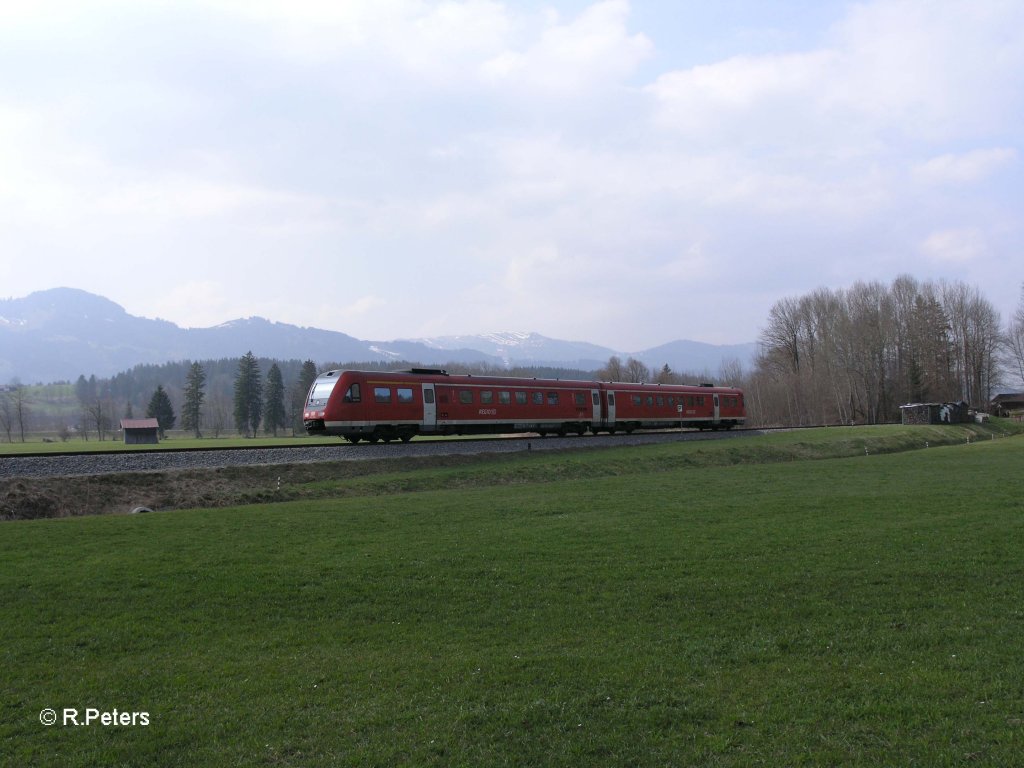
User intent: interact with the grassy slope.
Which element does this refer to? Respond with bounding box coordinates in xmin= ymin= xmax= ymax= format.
xmin=2 ymin=430 xmax=1023 ymax=766
xmin=0 ymin=435 xmax=344 ymax=455
xmin=4 ymin=423 xmax=1021 ymax=522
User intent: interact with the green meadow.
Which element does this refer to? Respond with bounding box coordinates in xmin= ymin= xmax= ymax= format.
xmin=2 ymin=426 xmax=1023 ymax=766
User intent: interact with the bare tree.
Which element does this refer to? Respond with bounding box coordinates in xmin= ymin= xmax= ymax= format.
xmin=8 ymin=383 xmax=30 ymax=442
xmin=942 ymin=281 xmax=1002 ymax=406
xmin=206 ymin=390 xmax=229 ymax=438
xmin=84 ymin=400 xmax=104 ymax=441
xmin=1004 ymin=283 xmax=1024 ymax=388
xmin=598 ymin=355 xmax=624 ymax=381
xmin=717 ymin=358 xmax=745 ymax=387
xmin=624 ymin=357 xmax=651 ymax=383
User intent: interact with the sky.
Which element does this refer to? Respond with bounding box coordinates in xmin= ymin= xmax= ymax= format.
xmin=1 ymin=0 xmax=1021 ymax=351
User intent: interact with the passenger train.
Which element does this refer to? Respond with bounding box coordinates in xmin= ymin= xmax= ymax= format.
xmin=304 ymin=368 xmax=746 ymax=443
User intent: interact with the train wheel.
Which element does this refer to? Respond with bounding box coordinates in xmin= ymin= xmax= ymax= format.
xmin=347 ymin=435 xmax=361 ymax=444
xmin=400 ymin=433 xmax=413 ymax=443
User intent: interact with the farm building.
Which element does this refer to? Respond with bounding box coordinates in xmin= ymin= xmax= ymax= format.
xmin=899 ymin=401 xmax=971 ymax=425
xmin=990 ymin=393 xmax=1024 ymax=419
xmin=120 ymin=418 xmax=160 ymax=444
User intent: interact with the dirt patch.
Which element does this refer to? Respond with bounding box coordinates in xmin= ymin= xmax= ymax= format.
xmin=0 ymin=452 xmax=507 ymax=521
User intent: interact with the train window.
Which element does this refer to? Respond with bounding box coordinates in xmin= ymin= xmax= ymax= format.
xmin=656 ymin=396 xmax=664 ymax=407
xmin=459 ymin=390 xmax=473 ymax=404
xmin=501 ymin=391 xmax=513 ymax=405
xmin=374 ymin=387 xmax=391 ymax=403
xmin=646 ymin=396 xmax=654 ymax=407
xmin=515 ymin=391 xmax=526 ymax=405
xmin=424 ymin=389 xmax=435 ymax=404
xmin=547 ymin=392 xmax=559 ymax=405
xmin=481 ymin=391 xmax=494 ymax=404
xmin=632 ymin=395 xmax=641 ymax=406
xmin=575 ymin=393 xmax=586 ymax=407
xmin=608 ymin=393 xmax=615 ymax=406
xmin=532 ymin=392 xmax=544 ymax=405
xmin=397 ymin=388 xmax=414 ymax=404
xmin=343 ymin=383 xmax=361 ymax=403
xmin=592 ymin=393 xmax=600 ymax=406
xmin=698 ymin=396 xmax=706 ymax=407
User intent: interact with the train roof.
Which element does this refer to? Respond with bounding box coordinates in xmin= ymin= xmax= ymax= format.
xmin=320 ymin=369 xmax=742 ymax=392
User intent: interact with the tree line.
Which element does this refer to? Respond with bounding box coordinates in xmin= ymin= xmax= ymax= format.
xmin=750 ymin=276 xmax=1022 ymax=426
xmin=65 ymin=354 xmax=321 ymax=440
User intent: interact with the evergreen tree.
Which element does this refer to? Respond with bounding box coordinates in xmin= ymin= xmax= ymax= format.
xmin=233 ymin=351 xmax=262 ymax=438
xmin=181 ymin=362 xmax=206 ymax=438
xmin=145 ymin=385 xmax=176 ymax=438
xmin=74 ymin=374 xmax=94 ymax=405
xmin=263 ymin=363 xmax=286 ymax=436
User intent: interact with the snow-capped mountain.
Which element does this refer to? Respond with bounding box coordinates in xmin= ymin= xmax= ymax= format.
xmin=406 ymin=332 xmax=616 ymax=368
xmin=0 ymin=288 xmax=755 ymax=383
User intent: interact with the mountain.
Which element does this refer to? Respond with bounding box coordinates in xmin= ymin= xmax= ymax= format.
xmin=0 ymin=288 xmax=756 ymax=383
xmin=631 ymin=340 xmax=757 ymax=381
xmin=407 ymin=332 xmax=617 ymax=370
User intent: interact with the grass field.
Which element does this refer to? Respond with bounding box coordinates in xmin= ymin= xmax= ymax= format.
xmin=2 ymin=428 xmax=1023 ymax=766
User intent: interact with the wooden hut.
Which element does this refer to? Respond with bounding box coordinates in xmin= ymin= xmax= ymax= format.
xmin=121 ymin=418 xmax=160 ymax=444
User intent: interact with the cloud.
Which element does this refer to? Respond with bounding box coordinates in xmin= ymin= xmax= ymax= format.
xmin=914 ymin=148 xmax=1018 ymax=185
xmin=481 ymin=0 xmax=652 ymax=93
xmin=921 ymin=228 xmax=987 ymax=264
xmin=645 ymin=50 xmax=836 ymax=145
xmin=0 ymin=0 xmax=1022 ymax=351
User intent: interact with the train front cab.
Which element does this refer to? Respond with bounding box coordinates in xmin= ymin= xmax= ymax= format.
xmin=306 ymin=370 xmax=440 ymax=443
xmin=303 ymin=370 xmax=344 ymax=435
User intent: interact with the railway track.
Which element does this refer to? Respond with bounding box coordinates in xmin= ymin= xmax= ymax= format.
xmin=1 ymin=428 xmax=770 ymax=480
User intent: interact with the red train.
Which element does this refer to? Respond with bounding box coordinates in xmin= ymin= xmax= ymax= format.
xmin=304 ymin=368 xmax=745 ymax=443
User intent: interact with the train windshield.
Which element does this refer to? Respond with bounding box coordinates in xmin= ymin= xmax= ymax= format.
xmin=308 ymin=376 xmax=339 ymax=404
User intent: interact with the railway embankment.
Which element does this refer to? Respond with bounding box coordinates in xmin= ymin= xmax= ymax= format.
xmin=2 ymin=422 xmax=1020 ymax=521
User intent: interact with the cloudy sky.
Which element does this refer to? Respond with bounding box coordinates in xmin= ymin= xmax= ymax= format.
xmin=1 ymin=0 xmax=1021 ymax=350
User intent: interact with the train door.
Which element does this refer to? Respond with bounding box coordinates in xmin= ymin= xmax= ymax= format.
xmin=713 ymin=394 xmax=720 ymax=425
xmin=607 ymin=391 xmax=617 ymax=427
xmin=422 ymin=383 xmax=437 ymax=432
xmin=590 ymin=389 xmax=601 ymax=430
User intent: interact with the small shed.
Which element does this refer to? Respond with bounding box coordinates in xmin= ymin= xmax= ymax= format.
xmin=899 ymin=401 xmax=970 ymax=425
xmin=121 ymin=418 xmax=160 ymax=444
